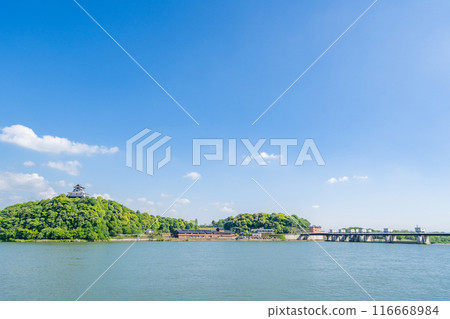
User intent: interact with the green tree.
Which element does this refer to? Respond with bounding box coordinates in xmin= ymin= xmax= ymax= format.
xmin=0 ymin=195 xmax=195 ymax=241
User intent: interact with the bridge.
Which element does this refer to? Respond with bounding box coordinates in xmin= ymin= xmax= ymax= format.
xmin=298 ymin=232 xmax=450 ymax=245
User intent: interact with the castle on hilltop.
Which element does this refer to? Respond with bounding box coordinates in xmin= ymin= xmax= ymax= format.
xmin=67 ymin=184 xmax=89 ymax=198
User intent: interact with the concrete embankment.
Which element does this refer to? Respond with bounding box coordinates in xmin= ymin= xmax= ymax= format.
xmin=284 ymin=234 xmax=325 ymax=241
xmin=110 ymin=237 xmax=238 ymax=242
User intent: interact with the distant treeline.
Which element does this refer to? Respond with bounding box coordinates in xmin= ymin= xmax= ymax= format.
xmin=212 ymin=213 xmax=310 ymax=235
xmin=0 ymin=196 xmax=311 ymax=241
xmin=0 ymin=195 xmax=195 ymax=241
xmin=430 ymin=236 xmax=450 ymax=244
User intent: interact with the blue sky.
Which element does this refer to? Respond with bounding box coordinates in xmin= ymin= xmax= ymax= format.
xmin=1 ymin=0 xmax=450 ymax=230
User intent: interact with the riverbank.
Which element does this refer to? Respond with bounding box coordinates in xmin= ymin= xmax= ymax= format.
xmin=2 ymin=236 xmax=449 ymax=244
xmin=3 ymin=236 xmax=289 ymax=243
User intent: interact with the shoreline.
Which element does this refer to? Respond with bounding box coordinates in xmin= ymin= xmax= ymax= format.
xmin=2 ymin=236 xmax=449 ymax=244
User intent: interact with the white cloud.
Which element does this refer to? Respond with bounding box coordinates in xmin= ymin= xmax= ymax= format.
xmin=23 ymin=161 xmax=35 ymax=167
xmin=55 ymin=180 xmax=67 ymax=187
xmin=327 ymin=177 xmax=338 ymax=184
xmin=214 ymin=201 xmax=236 ymax=214
xmin=93 ymin=193 xmax=113 ymax=200
xmin=327 ymin=176 xmax=349 ymax=184
xmin=46 ymin=160 xmax=82 ymax=176
xmin=327 ymin=176 xmax=368 ymax=184
xmin=260 ymin=152 xmax=279 ymax=160
xmin=176 ymin=198 xmax=190 ymax=205
xmin=138 ymin=197 xmax=154 ymax=205
xmin=9 ymin=195 xmax=23 ymax=201
xmin=0 ymin=124 xmax=118 ymax=155
xmin=184 ymin=171 xmax=201 ymax=180
xmin=126 ymin=198 xmax=134 ymax=203
xmin=312 ymin=205 xmax=320 ymax=209
xmin=0 ymin=172 xmax=56 ymax=199
xmin=160 ymin=193 xmax=171 ymax=198
xmin=220 ymin=206 xmax=236 ymax=214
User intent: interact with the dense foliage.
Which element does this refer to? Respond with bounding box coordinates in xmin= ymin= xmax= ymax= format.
xmin=212 ymin=213 xmax=310 ymax=235
xmin=0 ymin=195 xmax=194 ymax=241
xmin=430 ymin=236 xmax=450 ymax=244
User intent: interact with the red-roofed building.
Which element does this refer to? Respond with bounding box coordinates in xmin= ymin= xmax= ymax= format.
xmin=309 ymin=225 xmax=322 ymax=233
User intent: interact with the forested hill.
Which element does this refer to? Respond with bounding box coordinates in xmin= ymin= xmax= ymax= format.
xmin=0 ymin=195 xmax=195 ymax=241
xmin=212 ymin=213 xmax=310 ymax=234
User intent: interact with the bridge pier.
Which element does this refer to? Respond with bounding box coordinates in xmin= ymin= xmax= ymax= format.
xmin=385 ymin=235 xmax=397 ymax=243
xmin=417 ymin=235 xmax=430 ymax=245
xmin=299 ymin=234 xmax=308 ymax=241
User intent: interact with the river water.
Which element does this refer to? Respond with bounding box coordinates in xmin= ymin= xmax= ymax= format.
xmin=0 ymin=241 xmax=448 ymax=301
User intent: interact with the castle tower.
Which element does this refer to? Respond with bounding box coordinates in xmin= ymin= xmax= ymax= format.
xmin=67 ymin=184 xmax=88 ymax=198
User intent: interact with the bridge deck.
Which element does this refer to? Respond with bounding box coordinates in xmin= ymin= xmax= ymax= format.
xmin=309 ymin=232 xmax=450 ymax=236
